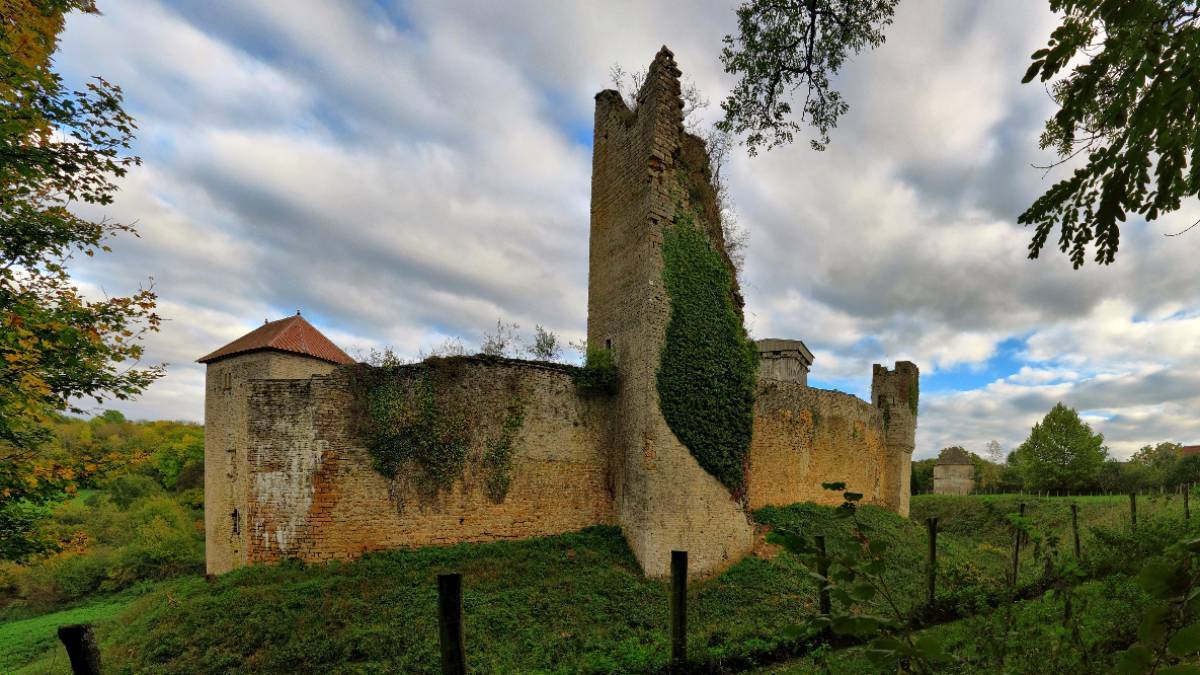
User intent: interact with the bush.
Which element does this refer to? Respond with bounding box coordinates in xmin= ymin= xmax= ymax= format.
xmin=106 ymin=474 xmax=162 ymax=510
xmin=573 ymin=347 xmax=620 ymax=395
xmin=173 ymin=459 xmax=204 ymax=491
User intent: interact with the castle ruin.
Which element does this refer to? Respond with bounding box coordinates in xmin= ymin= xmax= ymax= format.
xmin=200 ymin=48 xmax=918 ymax=578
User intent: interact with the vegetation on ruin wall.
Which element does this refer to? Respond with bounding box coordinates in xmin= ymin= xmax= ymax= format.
xmin=366 ymin=371 xmax=470 ymax=491
xmin=362 ymin=364 xmax=525 ymax=498
xmin=573 ymin=347 xmax=620 ymax=395
xmin=482 ymin=396 xmax=526 ymax=502
xmin=657 ymin=212 xmax=757 ymax=492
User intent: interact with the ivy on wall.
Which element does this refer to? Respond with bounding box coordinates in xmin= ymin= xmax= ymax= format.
xmin=361 ymin=363 xmax=529 ymax=500
xmin=482 ymin=395 xmax=526 ymax=502
xmin=363 ymin=370 xmax=469 ymax=493
xmin=657 ymin=212 xmax=758 ymax=492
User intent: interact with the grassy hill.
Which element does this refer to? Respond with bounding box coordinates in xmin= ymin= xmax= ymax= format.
xmin=4 ymin=494 xmax=1190 ymax=674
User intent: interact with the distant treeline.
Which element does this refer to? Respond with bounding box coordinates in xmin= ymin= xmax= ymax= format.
xmin=913 ymin=403 xmax=1197 ymax=495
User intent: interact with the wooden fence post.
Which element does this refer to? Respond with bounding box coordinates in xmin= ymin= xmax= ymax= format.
xmin=1070 ymin=504 xmax=1081 ymax=558
xmin=926 ymin=517 xmax=938 ymax=606
xmin=1011 ymin=503 xmax=1025 ymax=586
xmin=670 ymin=550 xmax=687 ymax=666
xmin=1130 ymin=492 xmax=1138 ymax=532
xmin=57 ymin=624 xmax=102 ymax=675
xmin=437 ymin=573 xmax=466 ymax=675
xmin=814 ymin=535 xmax=831 ymax=616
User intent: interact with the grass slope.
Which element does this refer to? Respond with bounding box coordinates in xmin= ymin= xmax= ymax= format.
xmin=5 ymin=494 xmax=1182 ymax=674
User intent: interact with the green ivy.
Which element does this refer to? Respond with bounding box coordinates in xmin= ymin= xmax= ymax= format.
xmin=657 ymin=213 xmax=758 ymax=492
xmin=364 ymin=370 xmax=469 ymax=492
xmin=908 ymin=379 xmax=919 ymax=416
xmin=482 ymin=395 xmax=526 ymax=502
xmin=574 ymin=347 xmax=619 ymax=395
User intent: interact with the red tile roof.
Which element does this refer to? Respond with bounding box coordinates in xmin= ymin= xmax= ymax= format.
xmin=1182 ymin=445 xmax=1200 ymax=457
xmin=197 ymin=314 xmax=355 ymax=365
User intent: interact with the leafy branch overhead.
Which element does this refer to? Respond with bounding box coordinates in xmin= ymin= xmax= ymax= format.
xmin=718 ymin=0 xmax=900 ymax=153
xmin=720 ymin=0 xmax=1200 ymax=267
xmin=1 ymin=0 xmax=161 ymax=508
xmin=1020 ymin=0 xmax=1200 ymax=267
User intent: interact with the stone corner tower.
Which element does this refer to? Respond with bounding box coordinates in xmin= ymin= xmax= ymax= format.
xmin=871 ymin=361 xmax=919 ymax=517
xmin=197 ymin=314 xmax=354 ymax=575
xmin=587 ymin=46 xmax=754 ymax=578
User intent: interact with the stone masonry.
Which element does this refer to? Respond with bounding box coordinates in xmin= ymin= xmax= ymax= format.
xmin=201 ymin=47 xmax=919 ymax=578
xmin=934 ymin=447 xmax=975 ymax=496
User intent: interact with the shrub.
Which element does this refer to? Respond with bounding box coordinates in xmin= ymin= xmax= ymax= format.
xmin=107 ymin=474 xmax=162 ymax=510
xmin=574 ymin=347 xmax=619 ymax=395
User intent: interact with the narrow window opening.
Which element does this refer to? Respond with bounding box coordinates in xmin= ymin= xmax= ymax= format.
xmin=231 ymin=508 xmax=240 ymax=535
xmin=604 ymin=338 xmax=612 ymax=350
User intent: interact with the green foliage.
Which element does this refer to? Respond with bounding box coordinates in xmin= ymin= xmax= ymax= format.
xmin=911 ymin=458 xmax=935 ymax=494
xmin=105 ymin=474 xmax=160 ymax=510
xmin=1020 ymin=0 xmax=1200 ymax=267
xmin=527 ymin=325 xmax=561 ymax=361
xmin=718 ymin=0 xmax=900 ymax=153
xmin=482 ymin=396 xmax=525 ymax=502
xmin=364 ymin=370 xmax=469 ymax=491
xmin=0 ymin=0 xmax=161 ymax=507
xmin=1113 ymin=536 xmax=1200 ymax=674
xmin=657 ymin=216 xmax=758 ymax=491
xmin=0 ymin=412 xmax=202 ymax=561
xmin=766 ymin=485 xmax=951 ymax=672
xmin=1 ymin=489 xmax=202 ymax=610
xmin=573 ymin=347 xmax=619 ymax=395
xmin=1015 ymin=402 xmax=1108 ymax=493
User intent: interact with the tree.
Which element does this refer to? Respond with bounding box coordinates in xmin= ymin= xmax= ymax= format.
xmin=479 ymin=319 xmax=521 ymax=357
xmin=969 ymin=451 xmax=1002 ymax=492
xmin=910 ymin=457 xmax=935 ymax=494
xmin=720 ymin=0 xmax=1200 ymax=267
xmin=1015 ymin=403 xmax=1108 ymax=493
xmin=1 ymin=0 xmax=160 ymax=510
xmin=527 ymin=325 xmax=561 ymax=361
xmin=717 ymin=0 xmax=900 ymax=154
xmin=1130 ymin=441 xmax=1182 ymax=488
xmin=1020 ymin=0 xmax=1200 ymax=267
xmin=986 ymin=439 xmax=1004 ymax=465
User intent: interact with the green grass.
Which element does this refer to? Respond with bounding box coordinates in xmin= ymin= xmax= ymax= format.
xmin=3 ymin=494 xmax=1184 ymax=674
xmin=754 ymin=575 xmax=1149 ymax=674
xmin=0 ymin=582 xmax=172 ymax=675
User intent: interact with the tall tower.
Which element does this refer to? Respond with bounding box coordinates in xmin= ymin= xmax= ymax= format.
xmin=871 ymin=362 xmax=919 ymax=517
xmin=587 ymin=47 xmax=754 ymax=577
xmin=197 ymin=314 xmax=354 ymax=574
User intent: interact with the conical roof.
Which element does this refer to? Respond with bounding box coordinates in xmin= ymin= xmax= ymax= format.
xmin=197 ymin=314 xmax=354 ymax=365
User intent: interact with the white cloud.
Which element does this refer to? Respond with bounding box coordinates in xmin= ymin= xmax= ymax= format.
xmin=47 ymin=0 xmax=1200 ymax=462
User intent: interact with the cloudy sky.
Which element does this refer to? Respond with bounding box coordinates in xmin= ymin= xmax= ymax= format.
xmin=56 ymin=0 xmax=1199 ymax=459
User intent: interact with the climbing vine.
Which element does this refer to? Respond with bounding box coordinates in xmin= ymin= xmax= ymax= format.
xmin=482 ymin=395 xmax=526 ymax=502
xmin=657 ymin=210 xmax=758 ymax=492
xmin=363 ymin=369 xmax=469 ymax=493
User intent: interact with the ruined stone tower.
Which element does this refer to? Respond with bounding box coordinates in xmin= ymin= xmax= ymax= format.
xmin=587 ymin=47 xmax=754 ymax=578
xmin=871 ymin=362 xmax=919 ymax=517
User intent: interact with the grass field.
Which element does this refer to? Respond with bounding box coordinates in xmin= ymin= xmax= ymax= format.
xmin=2 ymin=493 xmax=1188 ymax=673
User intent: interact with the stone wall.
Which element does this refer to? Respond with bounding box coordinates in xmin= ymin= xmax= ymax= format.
xmin=934 ymin=464 xmax=975 ymax=495
xmin=240 ymin=358 xmax=615 ymax=566
xmin=203 ymin=351 xmax=338 ymax=575
xmin=747 ymin=381 xmax=888 ymax=510
xmin=588 ymin=46 xmax=753 ymax=578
